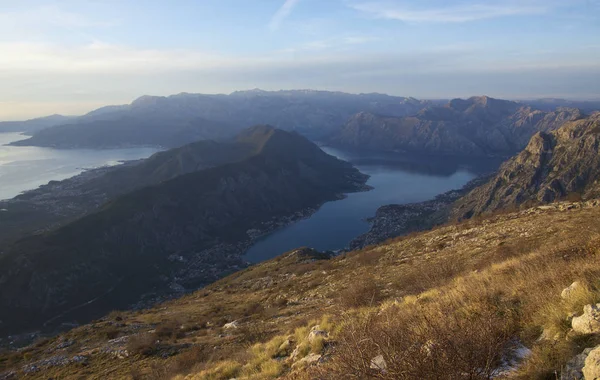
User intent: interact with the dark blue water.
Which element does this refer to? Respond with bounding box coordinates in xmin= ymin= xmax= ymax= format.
xmin=244 ymin=147 xmax=502 ymax=263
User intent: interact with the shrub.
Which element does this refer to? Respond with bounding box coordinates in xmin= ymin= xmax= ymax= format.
xmin=127 ymin=333 xmax=158 ymax=357
xmin=103 ymin=326 xmax=120 ymax=340
xmin=338 ymin=276 xmax=382 ymax=308
xmin=156 ymin=320 xmax=185 ymax=340
xmin=327 ymin=298 xmax=518 ymax=379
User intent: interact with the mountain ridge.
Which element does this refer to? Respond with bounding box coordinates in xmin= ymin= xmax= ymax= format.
xmin=328 ymin=96 xmax=584 ymax=156
xmin=452 ymin=112 xmax=600 ymax=218
xmin=10 ymin=90 xmax=434 ymax=149
xmin=0 ymin=126 xmax=369 ymax=336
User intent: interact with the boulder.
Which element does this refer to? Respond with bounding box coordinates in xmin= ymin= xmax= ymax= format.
xmin=584 ymin=346 xmax=600 ymax=379
xmin=289 ymin=345 xmax=302 ymax=362
xmin=223 ymin=321 xmax=239 ymax=329
xmin=562 ymin=281 xmax=583 ymax=300
xmin=572 ymin=304 xmax=600 ymax=334
xmin=291 ymin=353 xmax=322 ymax=369
xmin=370 ymin=355 xmax=387 ymax=371
xmin=308 ymin=325 xmax=328 ymax=343
xmin=561 ymin=348 xmax=593 ymax=380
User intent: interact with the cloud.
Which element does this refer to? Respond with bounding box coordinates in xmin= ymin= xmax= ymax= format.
xmin=350 ymin=1 xmax=548 ymax=23
xmin=269 ymin=0 xmax=301 ymax=31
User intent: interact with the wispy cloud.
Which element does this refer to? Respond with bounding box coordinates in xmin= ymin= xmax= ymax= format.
xmin=350 ymin=1 xmax=548 ymax=23
xmin=269 ymin=0 xmax=301 ymax=31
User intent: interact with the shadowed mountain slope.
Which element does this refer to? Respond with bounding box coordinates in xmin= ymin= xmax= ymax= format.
xmin=329 ymin=96 xmax=583 ymax=156
xmin=0 ymin=126 xmax=368 ymax=336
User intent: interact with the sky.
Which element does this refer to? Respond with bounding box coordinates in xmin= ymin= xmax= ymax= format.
xmin=1 ymin=0 xmax=600 ymax=120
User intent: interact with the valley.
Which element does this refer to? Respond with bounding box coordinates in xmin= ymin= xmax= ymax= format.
xmin=244 ymin=147 xmax=502 ymax=262
xmin=2 ymin=1 xmax=599 ymax=377
xmin=1 ymin=94 xmax=600 ymax=380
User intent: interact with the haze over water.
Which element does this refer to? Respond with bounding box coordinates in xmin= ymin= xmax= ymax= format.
xmin=244 ymin=147 xmax=503 ymax=263
xmin=0 ymin=132 xmax=160 ymax=200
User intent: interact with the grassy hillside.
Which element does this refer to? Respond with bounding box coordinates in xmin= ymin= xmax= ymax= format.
xmin=4 ymin=200 xmax=600 ymax=379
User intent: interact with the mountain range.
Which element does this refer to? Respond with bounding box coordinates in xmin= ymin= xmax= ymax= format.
xmin=328 ymin=96 xmax=584 ymax=156
xmin=4 ymin=116 xmax=600 ymax=377
xmin=0 ymin=126 xmax=368 ymax=336
xmin=3 ymin=91 xmax=600 ymax=379
xmin=9 ymin=90 xmax=433 ymax=149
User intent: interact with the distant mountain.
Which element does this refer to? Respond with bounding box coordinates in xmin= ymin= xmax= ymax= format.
xmin=0 ymin=114 xmax=75 ymax=134
xmin=10 ymin=90 xmax=435 ymax=149
xmin=523 ymin=98 xmax=600 ymax=114
xmin=452 ymin=113 xmax=600 ymax=218
xmin=0 ymin=126 xmax=368 ymax=335
xmin=328 ymin=96 xmax=583 ymax=156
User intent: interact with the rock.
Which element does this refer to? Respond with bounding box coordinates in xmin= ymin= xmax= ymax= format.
xmin=55 ymin=339 xmax=75 ymax=350
xmin=370 ymin=355 xmax=387 ymax=371
xmin=561 ymin=348 xmax=593 ymax=380
xmin=290 ymin=345 xmax=302 ymax=362
xmin=572 ymin=304 xmax=600 ymax=334
xmin=308 ymin=325 xmax=328 ymax=343
xmin=584 ymin=346 xmax=600 ymax=379
xmin=539 ymin=328 xmax=561 ymax=342
xmin=223 ymin=321 xmax=239 ymax=329
xmin=562 ymin=281 xmax=582 ymax=300
xmin=71 ymin=355 xmax=88 ymax=364
xmin=292 ymin=353 xmax=322 ymax=369
xmin=276 ymin=338 xmax=294 ymax=357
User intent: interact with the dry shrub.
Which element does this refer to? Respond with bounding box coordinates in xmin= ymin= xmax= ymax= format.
xmin=238 ymin=323 xmax=270 ymax=345
xmin=170 ymin=345 xmax=211 ymax=374
xmin=103 ymin=325 xmax=120 ymax=340
xmin=564 ymin=192 xmax=583 ymax=202
xmin=339 ymin=276 xmax=382 ymax=308
xmin=127 ymin=332 xmax=158 ymax=357
xmin=325 ymin=297 xmax=518 ymax=379
xmin=354 ymin=248 xmax=386 ymax=267
xmin=392 ymin=259 xmax=464 ymax=294
xmin=156 ymin=320 xmax=185 ymax=340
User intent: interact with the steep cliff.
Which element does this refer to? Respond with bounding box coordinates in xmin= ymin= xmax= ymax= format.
xmin=452 ymin=113 xmax=600 ymax=218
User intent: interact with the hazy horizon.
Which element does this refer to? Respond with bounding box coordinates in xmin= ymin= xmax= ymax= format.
xmin=2 ymin=0 xmax=599 ymax=120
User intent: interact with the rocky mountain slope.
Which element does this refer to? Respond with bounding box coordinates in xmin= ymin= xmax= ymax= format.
xmin=328 ymin=96 xmax=583 ymax=156
xmin=0 ymin=126 xmax=368 ymax=337
xmin=452 ymin=112 xmax=600 ymax=219
xmin=10 ymin=90 xmax=433 ymax=149
xmin=3 ymin=200 xmax=600 ymax=379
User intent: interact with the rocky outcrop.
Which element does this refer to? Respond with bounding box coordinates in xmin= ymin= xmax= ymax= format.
xmin=328 ymin=96 xmax=582 ymax=157
xmin=452 ymin=113 xmax=600 ymax=219
xmin=562 ymin=282 xmax=583 ymax=300
xmin=308 ymin=326 xmax=328 ymax=343
xmin=572 ymin=304 xmax=600 ymax=335
xmin=562 ymin=348 xmax=594 ymax=380
xmin=584 ymin=347 xmax=600 ymax=379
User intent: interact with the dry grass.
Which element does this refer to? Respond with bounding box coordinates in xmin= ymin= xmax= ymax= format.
xmin=6 ymin=203 xmax=600 ymax=379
